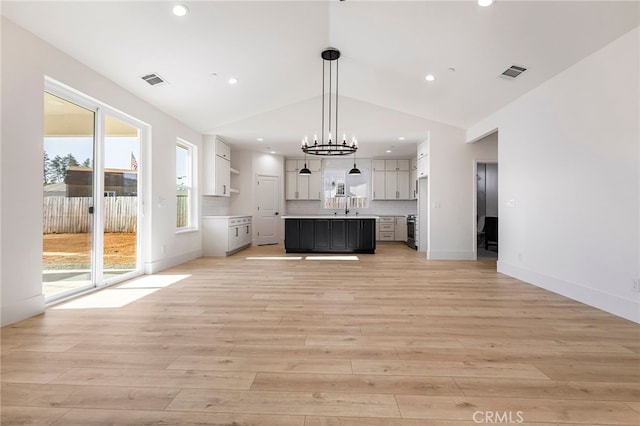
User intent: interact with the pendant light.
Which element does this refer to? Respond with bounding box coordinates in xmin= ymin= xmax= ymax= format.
xmin=299 ymin=151 xmax=312 ymax=175
xmin=348 ymin=148 xmax=361 ymax=175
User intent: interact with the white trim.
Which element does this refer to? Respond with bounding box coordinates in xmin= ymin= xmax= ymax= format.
xmin=427 ymin=250 xmax=476 ymax=260
xmin=498 ymin=261 xmax=640 ymax=324
xmin=144 ymin=248 xmax=202 ymax=275
xmin=1 ymin=294 xmax=45 ymax=326
xmin=94 ymin=107 xmax=105 ymax=285
xmin=473 ymin=159 xmax=499 ymax=262
xmin=176 ymin=138 xmax=198 ymax=231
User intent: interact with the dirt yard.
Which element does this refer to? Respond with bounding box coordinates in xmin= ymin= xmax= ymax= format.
xmin=43 ymin=232 xmax=136 ymax=267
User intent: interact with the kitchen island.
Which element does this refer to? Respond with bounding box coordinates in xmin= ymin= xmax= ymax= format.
xmin=282 ymin=215 xmax=378 ymax=254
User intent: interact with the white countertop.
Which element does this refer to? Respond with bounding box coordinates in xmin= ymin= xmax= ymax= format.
xmin=281 ymin=215 xmax=379 ymax=219
xmin=202 ymin=215 xmax=252 ymax=219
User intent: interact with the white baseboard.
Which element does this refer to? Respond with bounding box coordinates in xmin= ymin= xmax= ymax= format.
xmin=144 ymin=249 xmax=202 ymax=275
xmin=498 ymin=261 xmax=640 ymax=324
xmin=1 ymin=293 xmax=45 ymax=326
xmin=427 ymin=250 xmax=476 ymax=260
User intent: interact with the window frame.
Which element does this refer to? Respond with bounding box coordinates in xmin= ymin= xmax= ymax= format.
xmin=176 ymin=139 xmax=198 ymax=232
xmin=322 ymin=161 xmax=370 ymax=211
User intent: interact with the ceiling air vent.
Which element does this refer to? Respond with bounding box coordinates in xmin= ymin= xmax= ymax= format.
xmin=500 ymin=65 xmax=527 ymax=79
xmin=141 ymin=73 xmax=167 ymax=86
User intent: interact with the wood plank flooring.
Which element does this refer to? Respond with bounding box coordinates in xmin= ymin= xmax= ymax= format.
xmin=2 ymin=243 xmax=639 ymax=425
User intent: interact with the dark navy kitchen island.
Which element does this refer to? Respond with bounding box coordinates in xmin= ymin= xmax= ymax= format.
xmin=283 ymin=216 xmax=377 ymax=254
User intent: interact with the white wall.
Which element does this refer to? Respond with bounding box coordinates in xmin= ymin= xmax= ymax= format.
xmin=468 ymin=28 xmax=640 ymax=323
xmin=1 ymin=18 xmax=203 ymax=325
xmin=428 ymin=129 xmax=498 ymax=259
xmin=230 ymin=150 xmax=284 ymax=244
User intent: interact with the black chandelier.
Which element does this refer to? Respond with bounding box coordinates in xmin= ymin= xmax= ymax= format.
xmin=301 ymin=48 xmax=358 ymax=157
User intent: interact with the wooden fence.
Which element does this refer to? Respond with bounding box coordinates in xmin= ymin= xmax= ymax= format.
xmin=43 ymin=196 xmax=189 ymax=233
xmin=43 ymin=196 xmax=137 ymax=233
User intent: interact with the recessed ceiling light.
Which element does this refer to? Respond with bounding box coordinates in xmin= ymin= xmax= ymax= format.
xmin=425 ymin=74 xmax=436 ymax=82
xmin=228 ymin=77 xmax=238 ymax=85
xmin=270 ymin=151 xmax=276 ymax=154
xmin=172 ymin=4 xmax=189 ymax=16
xmin=398 ymin=137 xmax=405 ymax=141
xmin=478 ymin=0 xmax=494 ymax=6
xmin=386 ymin=150 xmax=392 ymax=153
xmin=257 ymin=138 xmax=263 ymax=142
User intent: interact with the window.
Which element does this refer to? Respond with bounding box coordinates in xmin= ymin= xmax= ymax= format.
xmin=323 ymin=163 xmax=370 ymax=210
xmin=176 ymin=139 xmax=196 ymax=230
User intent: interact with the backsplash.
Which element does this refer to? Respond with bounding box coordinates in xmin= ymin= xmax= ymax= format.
xmin=286 ymin=200 xmax=417 ymax=216
xmin=204 ymin=196 xmax=417 ymax=217
xmin=202 ymin=196 xmax=230 ymax=216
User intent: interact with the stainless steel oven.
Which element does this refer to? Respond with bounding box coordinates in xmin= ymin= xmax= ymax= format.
xmin=407 ymin=214 xmax=417 ymax=250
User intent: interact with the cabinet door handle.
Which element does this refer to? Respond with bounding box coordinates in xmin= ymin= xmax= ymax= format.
xmin=235 ymin=227 xmax=239 ymax=237
xmin=246 ymin=225 xmax=249 ymax=234
xmin=223 ymin=184 xmax=227 ymax=195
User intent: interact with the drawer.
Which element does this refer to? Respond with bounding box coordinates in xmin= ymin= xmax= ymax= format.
xmin=380 ymin=223 xmax=394 ymax=231
xmin=379 ymin=231 xmax=395 ymax=240
xmin=379 ymin=217 xmax=395 ymax=223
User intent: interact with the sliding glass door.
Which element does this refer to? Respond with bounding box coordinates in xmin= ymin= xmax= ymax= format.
xmin=43 ymin=82 xmax=144 ymax=302
xmin=103 ymin=114 xmax=140 ymax=282
xmin=43 ymin=93 xmax=96 ymax=299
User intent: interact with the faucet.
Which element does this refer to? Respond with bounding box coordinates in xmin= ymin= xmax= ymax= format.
xmin=345 ymin=197 xmax=350 ymax=215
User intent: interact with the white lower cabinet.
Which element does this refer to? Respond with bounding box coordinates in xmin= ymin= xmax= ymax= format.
xmin=376 ymin=216 xmax=408 ymax=242
xmin=203 ymin=216 xmax=252 ymax=256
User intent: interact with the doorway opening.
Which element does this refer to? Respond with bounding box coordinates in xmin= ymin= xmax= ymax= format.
xmin=476 ymin=162 xmax=498 ymax=259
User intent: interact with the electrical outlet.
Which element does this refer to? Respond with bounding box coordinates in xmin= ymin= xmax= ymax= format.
xmin=162 ymin=244 xmax=167 ymax=255
xmin=633 ymin=279 xmax=640 ymax=293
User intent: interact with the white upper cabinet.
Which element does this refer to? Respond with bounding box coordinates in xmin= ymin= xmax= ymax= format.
xmin=410 ymin=157 xmax=418 ymax=199
xmin=417 ymin=139 xmax=429 ymax=178
xmin=285 ymin=159 xmax=321 ymax=200
xmin=204 ymin=136 xmax=231 ymax=196
xmin=417 ymin=139 xmax=429 ymax=160
xmin=372 ymin=158 xmax=411 ymax=200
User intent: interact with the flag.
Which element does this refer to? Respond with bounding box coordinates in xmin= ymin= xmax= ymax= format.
xmin=131 ymin=153 xmax=138 ymax=171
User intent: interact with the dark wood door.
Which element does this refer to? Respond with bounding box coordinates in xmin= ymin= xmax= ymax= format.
xmin=284 ymin=219 xmax=300 ymax=250
xmin=346 ymin=220 xmax=360 ymax=250
xmin=360 ymin=219 xmax=376 ymax=251
xmin=313 ymin=220 xmax=331 ymax=250
xmin=331 ymin=219 xmax=347 ymax=250
xmin=299 ymin=219 xmax=314 ymax=250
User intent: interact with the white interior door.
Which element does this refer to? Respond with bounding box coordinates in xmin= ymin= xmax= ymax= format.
xmin=257 ymin=175 xmax=280 ymax=245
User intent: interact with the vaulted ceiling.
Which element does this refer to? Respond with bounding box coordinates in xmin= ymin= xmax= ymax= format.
xmin=3 ymin=1 xmax=638 ymax=157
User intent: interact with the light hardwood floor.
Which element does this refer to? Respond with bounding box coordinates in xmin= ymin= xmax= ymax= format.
xmin=2 ymin=243 xmax=639 ymax=425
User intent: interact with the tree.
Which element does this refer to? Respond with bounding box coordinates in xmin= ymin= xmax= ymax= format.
xmin=45 ymin=152 xmax=85 ymax=183
xmin=50 ymin=155 xmax=66 ymax=183
xmin=43 ymin=151 xmax=52 ymax=184
xmin=64 ymin=153 xmax=79 ymax=167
